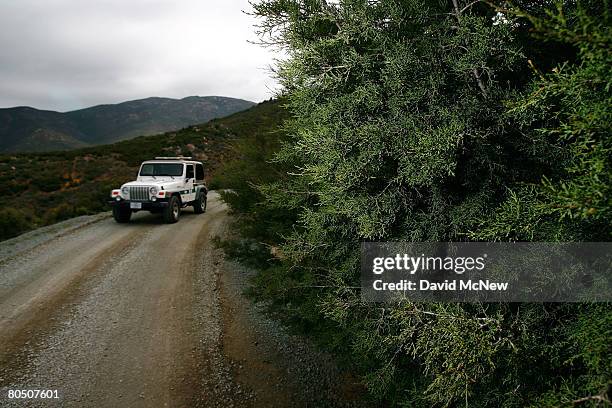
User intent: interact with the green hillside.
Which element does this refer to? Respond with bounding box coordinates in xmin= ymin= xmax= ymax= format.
xmin=0 ymin=99 xmax=285 ymax=241
xmin=0 ymin=96 xmax=255 ymax=152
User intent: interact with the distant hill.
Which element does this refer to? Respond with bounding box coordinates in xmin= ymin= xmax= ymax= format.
xmin=0 ymin=96 xmax=255 ymax=152
xmin=0 ymin=99 xmax=286 ymax=240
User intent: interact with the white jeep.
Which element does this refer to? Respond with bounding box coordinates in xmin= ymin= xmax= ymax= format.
xmin=109 ymin=157 xmax=207 ymax=223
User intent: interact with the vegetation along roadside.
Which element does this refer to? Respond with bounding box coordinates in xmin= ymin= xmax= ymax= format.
xmin=213 ymin=1 xmax=611 ymax=406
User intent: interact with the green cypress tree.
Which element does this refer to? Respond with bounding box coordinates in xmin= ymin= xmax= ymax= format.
xmin=244 ymin=0 xmax=611 ymax=405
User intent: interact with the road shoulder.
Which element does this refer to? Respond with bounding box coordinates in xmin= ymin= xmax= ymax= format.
xmin=217 ymin=243 xmax=370 ymax=407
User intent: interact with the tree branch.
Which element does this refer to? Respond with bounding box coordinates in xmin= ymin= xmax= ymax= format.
xmin=451 ymin=0 xmax=488 ymax=97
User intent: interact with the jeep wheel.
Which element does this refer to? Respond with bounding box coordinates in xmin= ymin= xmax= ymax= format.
xmin=193 ymin=193 xmax=207 ymax=214
xmin=163 ymin=196 xmax=180 ymax=223
xmin=113 ymin=206 xmax=131 ymax=223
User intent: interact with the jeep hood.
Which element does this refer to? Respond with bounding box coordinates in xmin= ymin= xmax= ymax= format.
xmin=122 ymin=180 xmax=184 ymax=190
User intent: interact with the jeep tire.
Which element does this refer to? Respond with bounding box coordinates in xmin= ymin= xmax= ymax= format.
xmin=113 ymin=206 xmax=131 ymax=223
xmin=163 ymin=195 xmax=180 ymax=223
xmin=193 ymin=193 xmax=207 ymax=214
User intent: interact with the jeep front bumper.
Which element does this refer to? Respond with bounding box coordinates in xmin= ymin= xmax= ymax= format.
xmin=108 ymin=199 xmax=169 ymax=210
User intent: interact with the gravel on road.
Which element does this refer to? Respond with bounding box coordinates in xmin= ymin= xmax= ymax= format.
xmin=0 ymin=192 xmax=370 ymax=408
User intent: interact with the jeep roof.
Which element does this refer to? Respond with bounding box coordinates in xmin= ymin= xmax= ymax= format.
xmin=142 ymin=156 xmax=202 ymax=164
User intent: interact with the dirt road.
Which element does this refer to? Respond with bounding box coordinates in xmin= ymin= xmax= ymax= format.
xmin=0 ymin=192 xmax=366 ymax=408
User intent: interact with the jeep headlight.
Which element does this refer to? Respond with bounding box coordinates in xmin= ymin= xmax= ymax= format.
xmin=149 ymin=186 xmax=158 ymax=195
xmin=121 ymin=186 xmax=129 ymax=195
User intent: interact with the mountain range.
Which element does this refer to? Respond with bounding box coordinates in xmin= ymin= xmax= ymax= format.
xmin=0 ymin=99 xmax=285 ymax=240
xmin=0 ymin=96 xmax=255 ymax=152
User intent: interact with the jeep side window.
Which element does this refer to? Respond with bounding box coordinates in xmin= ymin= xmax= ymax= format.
xmin=186 ymin=165 xmax=194 ymax=180
xmin=196 ymin=164 xmax=204 ymax=181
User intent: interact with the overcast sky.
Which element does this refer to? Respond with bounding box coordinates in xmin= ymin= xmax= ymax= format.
xmin=0 ymin=0 xmax=280 ymax=112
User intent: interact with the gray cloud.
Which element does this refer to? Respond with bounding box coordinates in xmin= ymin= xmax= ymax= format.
xmin=0 ymin=0 xmax=279 ymax=111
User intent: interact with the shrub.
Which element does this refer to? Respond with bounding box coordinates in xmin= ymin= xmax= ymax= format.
xmin=219 ymin=1 xmax=612 ymax=406
xmin=0 ymin=209 xmax=32 ymax=240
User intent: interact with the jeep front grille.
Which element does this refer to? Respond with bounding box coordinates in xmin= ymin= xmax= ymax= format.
xmin=129 ymin=186 xmax=150 ymax=201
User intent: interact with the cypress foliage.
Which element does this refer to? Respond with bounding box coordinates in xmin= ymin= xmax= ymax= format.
xmin=217 ymin=1 xmax=611 ymax=405
xmin=472 ymin=1 xmax=611 ymax=242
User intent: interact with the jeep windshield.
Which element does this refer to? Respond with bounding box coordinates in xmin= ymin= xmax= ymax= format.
xmin=139 ymin=163 xmax=184 ymax=177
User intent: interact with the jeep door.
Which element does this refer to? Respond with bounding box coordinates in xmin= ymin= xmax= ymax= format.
xmin=183 ymin=164 xmax=196 ymax=202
